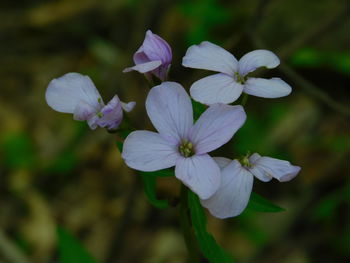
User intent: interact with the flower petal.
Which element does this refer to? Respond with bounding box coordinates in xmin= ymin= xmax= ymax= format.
xmin=175 ymin=154 xmax=220 ymax=199
xmin=123 ymin=60 xmax=162 ymax=73
xmin=122 ymin=130 xmax=179 ymax=172
xmin=73 ymin=101 xmax=97 ymax=121
xmin=190 ymin=104 xmax=246 ymax=154
xmin=46 ymin=72 xmax=102 ymax=113
xmin=121 ymin=101 xmax=136 ymax=112
xmin=244 ymin=77 xmax=292 ymax=98
xmin=190 ymin=73 xmax=244 ymax=105
xmin=146 ymin=82 xmax=193 ymax=143
xmin=95 ymin=95 xmax=123 ymax=130
xmin=248 ymin=153 xmax=272 ymax=182
xmin=249 ymin=153 xmax=301 ymax=182
xmin=182 ymin=41 xmax=238 ymax=76
xmin=238 ymin=50 xmax=280 ymax=76
xmin=200 ymin=160 xmax=254 ymax=218
xmin=139 ymin=30 xmax=172 ymax=64
xmin=213 ymin=157 xmax=231 ymax=169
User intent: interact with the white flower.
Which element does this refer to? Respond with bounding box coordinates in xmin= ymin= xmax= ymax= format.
xmin=122 ymin=81 xmax=246 ymax=199
xmin=200 ymin=154 xmax=301 ymax=219
xmin=182 ymin=41 xmax=292 ymax=105
xmin=46 ymin=72 xmax=135 ymax=130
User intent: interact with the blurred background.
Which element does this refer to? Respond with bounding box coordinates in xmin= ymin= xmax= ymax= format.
xmin=1 ymin=0 xmax=350 ymax=262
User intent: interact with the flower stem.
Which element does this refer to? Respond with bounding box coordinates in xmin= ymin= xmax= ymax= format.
xmin=241 ymin=93 xmax=249 ymax=106
xmin=179 ymin=184 xmax=201 ymax=263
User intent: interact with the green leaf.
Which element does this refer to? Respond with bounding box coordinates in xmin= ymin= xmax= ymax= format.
xmin=57 ymin=227 xmax=98 ymax=263
xmin=140 ymin=173 xmax=169 ymax=209
xmin=116 ymin=141 xmax=123 ymax=152
xmin=192 ymin=99 xmax=207 ymax=121
xmin=2 ymin=132 xmax=36 ymax=170
xmin=247 ymin=192 xmax=286 ymax=213
xmin=188 ymin=191 xmax=235 ymax=263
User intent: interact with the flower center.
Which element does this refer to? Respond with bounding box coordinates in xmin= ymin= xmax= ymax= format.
xmin=234 ymin=72 xmax=247 ymax=84
xmin=179 ymin=140 xmax=195 ymax=157
xmin=239 ymin=152 xmax=253 ymax=168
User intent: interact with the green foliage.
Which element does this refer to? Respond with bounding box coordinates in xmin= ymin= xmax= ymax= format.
xmin=291 ymin=47 xmax=350 ymax=74
xmin=116 ymin=139 xmax=173 ymax=209
xmin=179 ymin=0 xmax=230 ymax=44
xmin=1 ymin=132 xmax=36 ymax=170
xmin=89 ymin=37 xmax=119 ymax=66
xmin=192 ymin=99 xmax=207 ymax=121
xmin=57 ymin=227 xmax=98 ymax=263
xmin=45 ymin=152 xmax=77 ymax=174
xmin=140 ymin=173 xmax=169 ymax=209
xmin=188 ymin=191 xmax=235 ymax=263
xmin=247 ymin=192 xmax=286 ymax=213
xmin=312 ymin=182 xmax=350 ymax=221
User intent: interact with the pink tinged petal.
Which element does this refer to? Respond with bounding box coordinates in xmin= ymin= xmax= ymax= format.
xmin=121 ymin=101 xmax=136 ymax=112
xmin=140 ymin=30 xmax=172 ymax=64
xmin=238 ymin=49 xmax=280 ymax=76
xmin=87 ymin=115 xmax=99 ymax=130
xmin=200 ymin=160 xmax=254 ymax=219
xmin=190 ymin=104 xmax=246 ymax=154
xmin=95 ymin=95 xmax=123 ymax=130
xmin=213 ymin=157 xmax=231 ymax=169
xmin=190 ymin=73 xmax=244 ymax=105
xmin=182 ymin=41 xmax=238 ymax=76
xmin=175 ymin=154 xmax=221 ymax=199
xmin=122 ymin=130 xmax=179 ymax=172
xmin=73 ymin=101 xmax=96 ymax=121
xmin=244 ymin=77 xmax=292 ymax=98
xmin=46 ymin=72 xmax=102 ymax=114
xmin=123 ymin=60 xmax=162 ymax=73
xmin=249 ymin=153 xmax=301 ymax=182
xmin=128 ymin=30 xmax=172 ymax=81
xmin=146 ymin=82 xmax=193 ymax=143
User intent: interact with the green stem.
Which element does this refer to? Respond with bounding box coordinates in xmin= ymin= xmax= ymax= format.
xmin=240 ymin=93 xmax=249 ymax=106
xmin=179 ymin=184 xmax=200 ymax=263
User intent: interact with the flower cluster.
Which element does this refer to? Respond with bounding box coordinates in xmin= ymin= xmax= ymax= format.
xmin=45 ymin=30 xmax=301 ymax=219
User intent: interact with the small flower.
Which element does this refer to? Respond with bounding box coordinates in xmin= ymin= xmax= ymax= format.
xmin=182 ymin=41 xmax=292 ymax=105
xmin=123 ymin=30 xmax=172 ymax=81
xmin=200 ymin=154 xmax=301 ymax=219
xmin=46 ymin=72 xmax=135 ymax=130
xmin=122 ymin=82 xmax=246 ymax=199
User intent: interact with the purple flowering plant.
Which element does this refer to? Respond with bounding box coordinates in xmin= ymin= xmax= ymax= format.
xmin=45 ymin=30 xmax=301 ymax=262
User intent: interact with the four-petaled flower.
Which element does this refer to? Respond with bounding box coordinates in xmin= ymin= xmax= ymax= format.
xmin=123 ymin=30 xmax=172 ymax=81
xmin=200 ymin=153 xmax=301 ymax=219
xmin=46 ymin=72 xmax=135 ymax=130
xmin=182 ymin=41 xmax=292 ymax=105
xmin=122 ymin=82 xmax=246 ymax=199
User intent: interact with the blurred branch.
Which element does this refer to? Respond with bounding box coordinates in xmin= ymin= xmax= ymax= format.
xmin=278 ymin=2 xmax=350 ymax=58
xmin=243 ymin=0 xmax=350 ymax=117
xmin=252 ymin=35 xmax=350 ymax=117
xmin=106 ymin=175 xmax=141 ymax=263
xmin=0 ymin=230 xmax=30 ymax=263
xmin=278 ymin=62 xmax=350 ymax=117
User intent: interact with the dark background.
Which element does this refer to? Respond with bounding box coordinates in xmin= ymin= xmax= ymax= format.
xmin=0 ymin=0 xmax=349 ymax=262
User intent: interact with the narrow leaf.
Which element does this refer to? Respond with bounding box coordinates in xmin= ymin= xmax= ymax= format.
xmin=247 ymin=192 xmax=286 ymax=213
xmin=57 ymin=227 xmax=98 ymax=263
xmin=140 ymin=174 xmax=168 ymax=209
xmin=188 ymin=191 xmax=235 ymax=263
